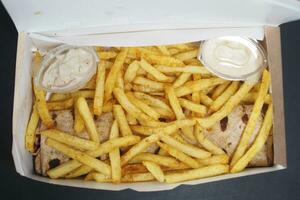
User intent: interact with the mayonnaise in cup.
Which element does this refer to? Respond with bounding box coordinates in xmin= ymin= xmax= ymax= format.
xmin=34 ymin=45 xmax=99 ymax=93
xmin=199 ymin=36 xmax=267 ymax=82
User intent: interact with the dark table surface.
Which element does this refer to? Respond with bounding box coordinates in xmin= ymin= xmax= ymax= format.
xmin=1 ymin=3 xmax=300 ymax=200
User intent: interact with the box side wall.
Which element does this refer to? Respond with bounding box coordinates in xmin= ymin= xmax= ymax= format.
xmin=24 ymin=165 xmax=284 ymax=192
xmin=12 ymin=32 xmax=35 ymax=175
xmin=265 ymin=26 xmax=287 ymax=167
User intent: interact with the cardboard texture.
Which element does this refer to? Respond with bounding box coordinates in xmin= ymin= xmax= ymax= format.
xmin=4 ymin=0 xmax=300 ymax=192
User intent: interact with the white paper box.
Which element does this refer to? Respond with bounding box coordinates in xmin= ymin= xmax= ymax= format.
xmin=2 ymin=0 xmax=300 ymax=191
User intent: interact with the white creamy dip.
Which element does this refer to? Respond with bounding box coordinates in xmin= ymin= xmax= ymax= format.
xmin=42 ymin=48 xmax=93 ymax=88
xmin=35 ymin=45 xmax=98 ymax=93
xmin=199 ymin=37 xmax=266 ymax=81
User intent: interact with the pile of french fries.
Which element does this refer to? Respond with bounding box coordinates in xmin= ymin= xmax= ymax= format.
xmin=25 ymin=43 xmax=273 ymax=184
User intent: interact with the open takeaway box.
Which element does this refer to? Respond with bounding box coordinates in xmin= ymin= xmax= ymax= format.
xmin=2 ymin=0 xmax=300 ymax=191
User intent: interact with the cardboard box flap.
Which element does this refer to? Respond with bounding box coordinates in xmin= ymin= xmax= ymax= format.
xmin=29 ymin=27 xmax=265 ymax=48
xmin=2 ymin=0 xmax=300 ymax=35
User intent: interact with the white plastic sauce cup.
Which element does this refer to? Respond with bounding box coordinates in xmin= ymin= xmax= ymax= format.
xmin=198 ymin=36 xmax=267 ymax=81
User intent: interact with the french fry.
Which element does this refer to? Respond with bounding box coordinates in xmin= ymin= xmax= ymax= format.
xmin=165 ymin=86 xmax=194 ymax=140
xmin=25 ymin=103 xmax=39 ymax=153
xmin=116 ymin=69 xmax=124 ymax=89
xmin=231 ymin=70 xmax=271 ymax=166
xmin=125 ymin=57 xmax=133 ymax=65
xmin=178 ymin=98 xmax=207 ymax=116
xmin=122 ymin=163 xmax=149 ymax=174
xmin=253 ymin=83 xmax=261 ymax=91
xmin=95 ymin=47 xmax=106 ymax=51
xmin=84 ymin=172 xmax=95 ymax=181
xmin=109 ymin=120 xmax=121 ymax=182
xmin=143 ymin=53 xmax=185 ymax=67
xmin=122 ymin=162 xmax=190 ymax=174
xmin=152 ymin=107 xmax=175 ymax=119
xmin=55 ymin=135 xmax=141 ymax=178
xmin=139 ymin=59 xmax=173 ymax=82
xmin=132 ymin=84 xmax=163 ymax=93
xmin=47 ymin=160 xmax=82 ymax=179
xmin=242 ymin=93 xmax=271 ymax=104
xmin=113 ymin=87 xmax=155 ymax=125
xmin=160 ymin=134 xmax=211 ymax=159
xmin=93 ymin=61 xmax=106 ymax=116
xmin=130 ymin=125 xmax=160 ymax=136
xmin=199 ymin=92 xmax=213 ymax=107
xmin=231 ymin=103 xmax=273 ymax=173
xmin=165 ymin=164 xmax=229 ymax=183
xmin=129 ymin=153 xmax=180 ymax=167
xmin=133 ymin=76 xmax=165 ymax=91
xmin=46 ymin=138 xmax=111 ymax=176
xmin=175 ymin=78 xmax=227 ymax=97
xmin=147 ymin=73 xmax=176 ymax=83
xmin=165 ymin=86 xmax=185 ymax=120
xmin=41 ymin=129 xmax=98 ymax=151
xmin=172 ymin=132 xmax=187 ymax=144
xmin=121 ymin=134 xmax=160 ymax=166
xmin=126 ymin=113 xmax=138 ymax=125
xmin=97 ymin=51 xmax=117 ymax=59
xmin=125 ymin=83 xmax=133 ymax=91
xmin=113 ymin=105 xmax=133 ymax=136
xmin=172 ymin=73 xmax=192 ymax=88
xmin=158 ymin=148 xmax=169 ymax=156
xmin=91 ymin=173 xmax=111 ymax=182
xmin=76 ymin=97 xmax=99 ymax=143
xmin=174 ymin=49 xmax=199 ymax=61
xmin=133 ymin=92 xmax=173 ymax=112
xmin=142 ymin=161 xmax=164 ymax=182
xmin=122 ymin=172 xmax=155 ymax=182
xmin=104 ymin=48 xmax=128 ymax=101
xmin=126 ymin=92 xmax=160 ymax=120
xmin=130 ymin=122 xmax=194 ymax=136
xmin=149 ymin=92 xmax=166 ymax=96
xmin=33 ymin=85 xmax=54 ymax=128
xmin=157 ymin=142 xmax=200 ymax=169
xmin=156 ymin=46 xmax=170 ymax=56
xmin=197 ymin=82 xmax=255 ymax=128
xmin=194 ymin=124 xmax=225 ymax=155
xmin=197 ymin=154 xmax=229 ymax=165
xmin=136 ymin=67 xmax=147 ymax=75
xmin=136 ymin=47 xmax=161 ymax=57
xmin=102 ymin=99 xmax=114 ymax=112
xmin=47 ymin=98 xmax=74 ymax=111
xmin=65 ymin=165 xmax=93 ymax=179
xmin=184 ymin=58 xmax=202 ymax=66
xmin=191 ymin=74 xmax=202 ymax=117
xmin=145 ymin=46 xmax=162 ymax=53
xmin=72 ymin=90 xmax=95 ymax=99
xmin=157 ymin=65 xmax=210 ymax=75
xmin=124 ymin=60 xmax=140 ymax=84
xmin=50 ymin=93 xmax=72 ymax=101
xmin=168 ymin=48 xmax=181 ymax=55
xmin=210 ymin=81 xmax=240 ymax=112
xmin=31 ymin=51 xmax=42 ymax=77
xmin=113 ymin=88 xmax=146 ymax=117
xmin=74 ymin=105 xmax=85 ymax=133
xmin=127 ymin=48 xmax=137 ymax=58
xmin=89 ymin=136 xmax=141 ymax=158
xmin=211 ymin=82 xmax=231 ymax=100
